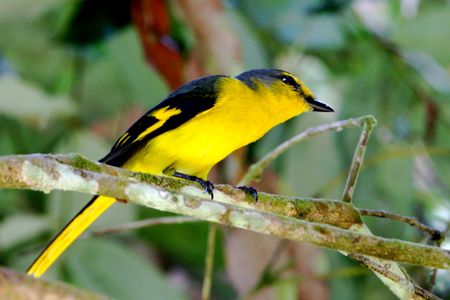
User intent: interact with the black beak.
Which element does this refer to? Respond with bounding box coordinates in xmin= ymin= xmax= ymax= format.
xmin=306 ymin=97 xmax=334 ymax=112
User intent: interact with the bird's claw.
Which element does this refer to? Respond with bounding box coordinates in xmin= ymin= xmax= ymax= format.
xmin=200 ymin=180 xmax=214 ymax=199
xmin=237 ymin=186 xmax=258 ymax=201
xmin=173 ymin=172 xmax=215 ymax=199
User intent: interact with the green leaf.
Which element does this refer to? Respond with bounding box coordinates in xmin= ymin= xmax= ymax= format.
xmin=0 ymin=75 xmax=76 ymax=128
xmin=104 ymin=28 xmax=169 ymax=106
xmin=138 ymin=209 xmax=222 ymax=268
xmin=392 ymin=4 xmax=450 ymax=66
xmin=0 ymin=214 xmax=50 ymax=250
xmin=0 ymin=0 xmax=62 ymax=22
xmin=66 ymin=239 xmax=186 ymax=300
xmin=227 ymin=9 xmax=269 ymax=69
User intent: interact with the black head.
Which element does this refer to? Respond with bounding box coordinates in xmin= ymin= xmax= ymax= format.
xmin=236 ymin=69 xmax=334 ymax=112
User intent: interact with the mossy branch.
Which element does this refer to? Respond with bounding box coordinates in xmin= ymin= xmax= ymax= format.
xmin=237 ymin=115 xmax=439 ymax=300
xmin=0 ymin=115 xmax=445 ymax=299
xmin=0 ymin=153 xmax=449 ymax=272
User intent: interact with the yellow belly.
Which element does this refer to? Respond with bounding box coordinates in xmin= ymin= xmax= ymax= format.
xmin=123 ymin=106 xmax=271 ymax=179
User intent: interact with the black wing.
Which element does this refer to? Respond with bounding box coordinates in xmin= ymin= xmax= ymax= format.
xmin=99 ymin=75 xmax=226 ymax=167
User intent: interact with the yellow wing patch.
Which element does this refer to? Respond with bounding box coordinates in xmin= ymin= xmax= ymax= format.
xmin=116 ymin=132 xmax=130 ymax=147
xmin=134 ymin=107 xmax=182 ymax=142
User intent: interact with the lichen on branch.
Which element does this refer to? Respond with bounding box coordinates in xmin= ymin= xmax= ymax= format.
xmin=0 ymin=153 xmax=448 ymax=272
xmin=0 ymin=115 xmax=445 ymax=300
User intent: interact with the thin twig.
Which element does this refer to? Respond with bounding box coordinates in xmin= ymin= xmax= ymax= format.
xmin=341 ymin=119 xmax=376 ymax=203
xmin=428 ymin=223 xmax=449 ymax=291
xmin=348 ymin=254 xmax=441 ymax=300
xmin=428 ymin=269 xmax=438 ymax=293
xmin=239 ymin=116 xmax=377 ymax=185
xmin=314 ymin=145 xmax=450 ymax=198
xmin=89 ymin=216 xmax=199 ymax=237
xmin=235 ymin=114 xmax=442 ymax=300
xmin=359 ymin=209 xmax=442 ymax=240
xmin=201 ymin=223 xmax=217 ymax=300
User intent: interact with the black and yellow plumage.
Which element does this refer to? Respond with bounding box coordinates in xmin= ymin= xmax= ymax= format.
xmin=27 ymin=69 xmax=333 ymax=277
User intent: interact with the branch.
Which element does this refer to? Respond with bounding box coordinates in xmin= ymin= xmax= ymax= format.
xmin=1 ymin=154 xmax=449 ymax=272
xmin=360 ymin=209 xmax=442 ymax=240
xmin=22 ymin=153 xmax=365 ymax=230
xmin=240 ymin=115 xmax=376 ymax=185
xmin=90 ymin=216 xmax=199 ymax=237
xmin=0 ymin=267 xmax=106 ymax=299
xmin=237 ymin=115 xmax=440 ymax=299
xmin=315 ymin=145 xmax=450 ymax=198
xmin=348 ymin=254 xmax=441 ymax=300
xmin=0 ymin=116 xmax=444 ymax=299
xmin=341 ymin=117 xmax=376 ymax=202
xmin=201 ymin=223 xmax=217 ymax=300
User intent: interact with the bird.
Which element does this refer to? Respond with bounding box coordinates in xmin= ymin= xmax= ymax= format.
xmin=27 ymin=68 xmax=334 ymax=277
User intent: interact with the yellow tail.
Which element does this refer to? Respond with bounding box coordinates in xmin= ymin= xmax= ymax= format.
xmin=27 ymin=195 xmax=116 ymax=277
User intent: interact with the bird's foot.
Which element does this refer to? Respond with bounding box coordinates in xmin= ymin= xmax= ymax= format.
xmin=236 ymin=186 xmax=258 ymax=201
xmin=173 ymin=172 xmax=214 ymax=199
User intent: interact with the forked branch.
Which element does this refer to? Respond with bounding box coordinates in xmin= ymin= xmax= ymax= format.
xmin=0 ymin=116 xmax=446 ymax=300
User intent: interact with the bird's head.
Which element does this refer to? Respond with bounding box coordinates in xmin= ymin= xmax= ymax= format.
xmin=236 ymin=69 xmax=334 ymax=113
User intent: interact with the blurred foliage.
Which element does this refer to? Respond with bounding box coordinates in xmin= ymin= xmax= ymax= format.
xmin=0 ymin=0 xmax=449 ymax=299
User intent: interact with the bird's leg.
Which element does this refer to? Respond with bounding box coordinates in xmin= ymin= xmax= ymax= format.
xmin=173 ymin=172 xmax=215 ymax=199
xmin=236 ymin=186 xmax=258 ymax=201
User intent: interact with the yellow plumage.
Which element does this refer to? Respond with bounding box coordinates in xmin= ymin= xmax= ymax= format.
xmin=125 ymin=77 xmax=311 ymax=177
xmin=27 ymin=69 xmax=333 ymax=277
xmin=27 ymin=196 xmax=115 ymax=277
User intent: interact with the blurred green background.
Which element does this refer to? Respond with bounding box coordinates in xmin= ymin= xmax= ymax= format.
xmin=0 ymin=0 xmax=449 ymax=299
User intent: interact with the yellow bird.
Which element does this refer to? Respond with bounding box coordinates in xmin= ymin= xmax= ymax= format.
xmin=27 ymin=68 xmax=333 ymax=277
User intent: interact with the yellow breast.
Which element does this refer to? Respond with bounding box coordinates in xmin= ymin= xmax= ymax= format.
xmin=124 ymin=77 xmax=310 ymax=179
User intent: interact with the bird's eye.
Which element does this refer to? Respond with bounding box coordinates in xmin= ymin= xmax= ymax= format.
xmin=280 ymin=75 xmax=299 ymax=88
